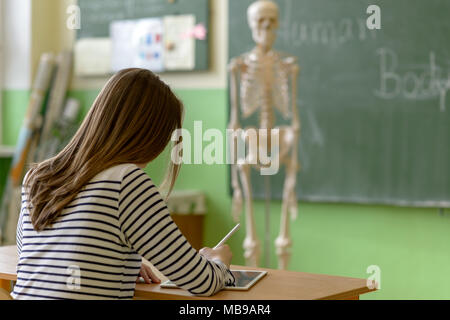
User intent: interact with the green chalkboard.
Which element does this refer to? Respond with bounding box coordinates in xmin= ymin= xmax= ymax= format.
xmin=77 ymin=0 xmax=210 ymax=71
xmin=229 ymin=0 xmax=450 ymax=207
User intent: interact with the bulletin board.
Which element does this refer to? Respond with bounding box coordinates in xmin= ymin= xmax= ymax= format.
xmin=76 ymin=0 xmax=210 ymax=74
xmin=229 ymin=0 xmax=450 ymax=208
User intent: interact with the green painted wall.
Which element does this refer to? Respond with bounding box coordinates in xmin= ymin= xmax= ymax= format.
xmin=2 ymin=90 xmax=31 ymax=146
xmin=0 ymin=90 xmax=31 ymax=202
xmin=2 ymin=88 xmax=450 ymax=299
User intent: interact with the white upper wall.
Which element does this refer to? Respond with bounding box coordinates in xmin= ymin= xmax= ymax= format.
xmin=2 ymin=0 xmax=32 ymax=89
xmin=0 ymin=0 xmax=229 ymax=91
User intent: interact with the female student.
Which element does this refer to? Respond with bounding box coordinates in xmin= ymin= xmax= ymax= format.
xmin=12 ymin=68 xmax=234 ymax=299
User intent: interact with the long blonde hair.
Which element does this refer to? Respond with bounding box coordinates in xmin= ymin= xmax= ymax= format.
xmin=25 ymin=68 xmax=183 ymax=231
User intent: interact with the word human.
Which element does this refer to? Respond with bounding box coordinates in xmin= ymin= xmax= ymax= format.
xmin=279 ymin=0 xmax=377 ymax=48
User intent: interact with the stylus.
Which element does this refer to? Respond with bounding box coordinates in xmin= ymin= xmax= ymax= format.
xmin=213 ymin=223 xmax=241 ymax=249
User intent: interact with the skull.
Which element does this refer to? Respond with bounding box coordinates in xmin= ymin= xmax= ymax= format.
xmin=247 ymin=0 xmax=279 ymax=51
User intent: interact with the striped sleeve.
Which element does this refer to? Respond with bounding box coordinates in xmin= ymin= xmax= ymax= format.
xmin=118 ymin=165 xmax=234 ymax=297
xmin=16 ymin=187 xmax=26 ymax=257
xmin=17 ymin=171 xmax=31 ymax=256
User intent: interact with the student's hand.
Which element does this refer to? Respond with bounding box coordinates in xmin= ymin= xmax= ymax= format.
xmin=199 ymin=245 xmax=233 ymax=269
xmin=137 ymin=263 xmax=161 ymax=284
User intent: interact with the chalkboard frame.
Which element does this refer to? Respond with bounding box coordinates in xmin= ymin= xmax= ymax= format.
xmin=228 ymin=0 xmax=450 ymax=208
xmin=76 ymin=0 xmax=210 ymax=73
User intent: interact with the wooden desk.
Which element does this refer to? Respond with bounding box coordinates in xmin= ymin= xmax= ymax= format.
xmin=0 ymin=245 xmax=375 ymax=300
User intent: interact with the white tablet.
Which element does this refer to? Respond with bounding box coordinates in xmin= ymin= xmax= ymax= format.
xmin=160 ymin=270 xmax=267 ymax=291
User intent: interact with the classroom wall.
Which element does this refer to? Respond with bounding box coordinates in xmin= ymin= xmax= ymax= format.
xmin=2 ymin=0 xmax=32 ymax=90
xmin=2 ymin=0 xmax=450 ymax=300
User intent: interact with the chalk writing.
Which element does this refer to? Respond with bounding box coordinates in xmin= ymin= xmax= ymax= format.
xmin=280 ymin=0 xmax=376 ymax=47
xmin=375 ymin=48 xmax=450 ymax=111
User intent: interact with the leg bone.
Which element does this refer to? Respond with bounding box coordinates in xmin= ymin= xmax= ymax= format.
xmin=238 ymin=164 xmax=261 ymax=267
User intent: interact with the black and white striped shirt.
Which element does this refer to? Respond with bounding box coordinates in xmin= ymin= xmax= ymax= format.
xmin=12 ymin=163 xmax=234 ymax=300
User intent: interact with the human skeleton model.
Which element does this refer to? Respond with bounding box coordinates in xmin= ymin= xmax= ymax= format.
xmin=228 ymin=0 xmax=300 ymax=270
